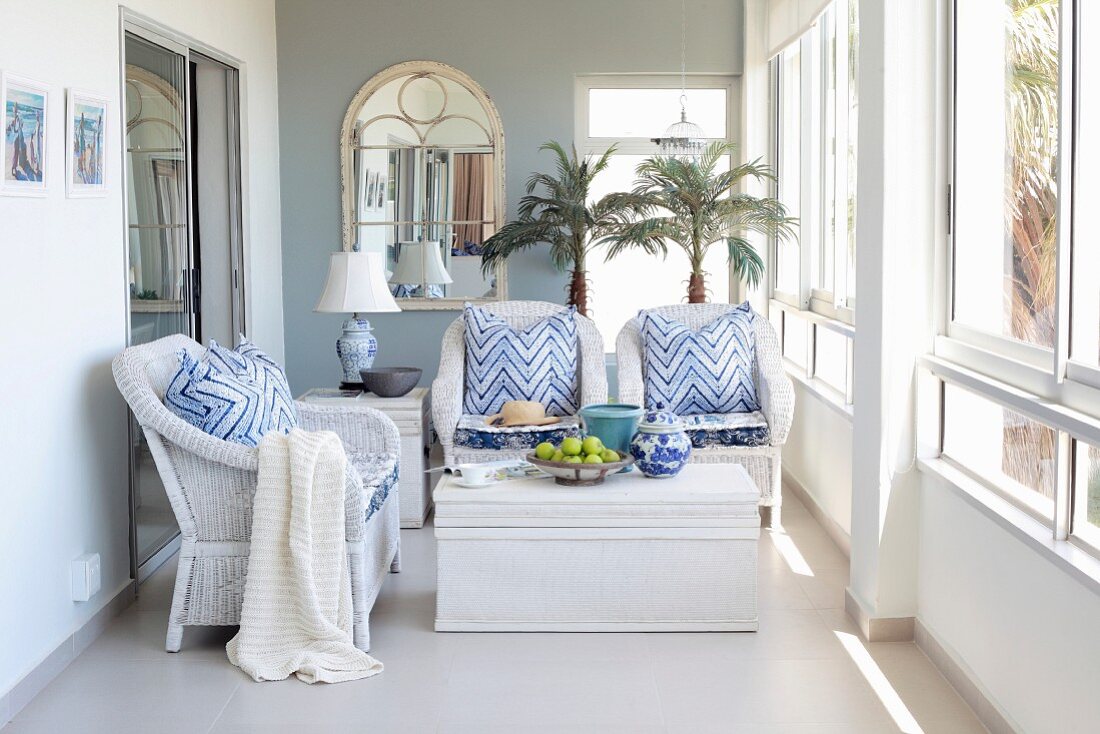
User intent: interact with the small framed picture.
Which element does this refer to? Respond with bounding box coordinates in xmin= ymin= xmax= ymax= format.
xmin=376 ymin=173 xmax=386 ymax=210
xmin=66 ymin=89 xmax=108 ymax=198
xmin=366 ymin=170 xmax=378 ymax=212
xmin=2 ymin=72 xmax=50 ymax=196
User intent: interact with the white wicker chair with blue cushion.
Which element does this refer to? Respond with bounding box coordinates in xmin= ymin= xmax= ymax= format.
xmin=433 ymin=301 xmax=608 ymax=467
xmin=616 ymin=304 xmax=794 ymax=527
xmin=112 ymin=334 xmax=401 ymax=653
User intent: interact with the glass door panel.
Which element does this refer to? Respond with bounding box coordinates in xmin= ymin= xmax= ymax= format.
xmin=124 ymin=31 xmax=190 ymax=568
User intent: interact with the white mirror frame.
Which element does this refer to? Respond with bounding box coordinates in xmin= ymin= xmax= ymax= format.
xmin=340 ymin=60 xmax=508 ymax=310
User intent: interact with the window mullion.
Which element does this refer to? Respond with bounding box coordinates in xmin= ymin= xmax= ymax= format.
xmin=1055 ymin=430 xmax=1072 ymax=540
xmin=798 ymin=33 xmax=815 ymax=309
xmin=1053 ymin=0 xmax=1076 ymax=383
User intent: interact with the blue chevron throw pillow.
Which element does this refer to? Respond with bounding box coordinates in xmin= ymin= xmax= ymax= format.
xmin=640 ymin=303 xmax=760 ymax=415
xmin=208 ymin=338 xmax=298 ymax=433
xmin=164 ymin=350 xmax=271 ymax=447
xmin=462 ymin=303 xmax=579 ymax=416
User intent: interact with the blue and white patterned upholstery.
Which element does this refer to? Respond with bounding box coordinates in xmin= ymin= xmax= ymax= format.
xmin=462 ymin=303 xmax=579 ymax=416
xmin=164 ymin=350 xmax=271 ymax=447
xmin=207 ymin=339 xmax=298 ymax=433
xmin=349 ymin=452 xmax=399 ymax=521
xmin=681 ymin=412 xmax=771 ymax=448
xmin=453 ymin=414 xmax=582 ymax=451
xmin=640 ymin=302 xmax=760 ymax=415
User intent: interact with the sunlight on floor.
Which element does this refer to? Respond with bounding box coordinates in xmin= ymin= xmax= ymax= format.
xmin=834 ymin=631 xmax=924 ymax=734
xmin=769 ymin=529 xmax=815 ymax=576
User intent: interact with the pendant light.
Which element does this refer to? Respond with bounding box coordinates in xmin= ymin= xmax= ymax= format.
xmin=653 ymin=0 xmax=707 ymax=159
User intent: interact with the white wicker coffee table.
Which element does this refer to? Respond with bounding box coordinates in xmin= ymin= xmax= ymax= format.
xmin=433 ymin=464 xmax=761 ymax=632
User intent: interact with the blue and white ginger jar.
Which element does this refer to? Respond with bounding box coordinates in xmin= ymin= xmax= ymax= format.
xmin=630 ymin=409 xmax=692 ymax=478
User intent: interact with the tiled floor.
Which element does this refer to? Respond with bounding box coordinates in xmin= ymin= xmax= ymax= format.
xmin=3 ymin=491 xmax=987 ymax=733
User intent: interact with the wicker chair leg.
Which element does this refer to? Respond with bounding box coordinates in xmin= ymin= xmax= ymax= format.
xmin=165 ymin=622 xmax=184 ymax=653
xmin=165 ymin=554 xmax=193 ymax=653
xmin=768 ymin=454 xmax=783 ymax=530
xmin=390 ymin=537 xmax=401 ymax=573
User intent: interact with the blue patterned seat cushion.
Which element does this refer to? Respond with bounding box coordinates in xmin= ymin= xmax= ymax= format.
xmin=453 ymin=414 xmax=582 ymax=451
xmin=640 ymin=303 xmax=760 ymax=415
xmin=164 ymin=350 xmax=273 ymax=447
xmin=462 ymin=304 xmax=579 ymax=417
xmin=349 ymin=452 xmax=399 ymax=521
xmin=207 ymin=339 xmax=298 ymax=432
xmin=682 ymin=412 xmax=771 ymax=448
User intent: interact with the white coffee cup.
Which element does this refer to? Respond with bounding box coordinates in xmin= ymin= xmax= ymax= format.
xmin=456 ymin=463 xmax=493 ymax=485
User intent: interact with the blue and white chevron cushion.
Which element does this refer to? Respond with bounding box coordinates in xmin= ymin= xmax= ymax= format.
xmin=164 ymin=350 xmax=270 ymax=447
xmin=207 ymin=338 xmax=298 ymax=433
xmin=640 ymin=303 xmax=760 ymax=415
xmin=462 ymin=303 xmax=579 ymax=416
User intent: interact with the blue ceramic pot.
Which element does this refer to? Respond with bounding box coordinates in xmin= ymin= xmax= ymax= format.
xmin=578 ymin=403 xmax=644 ymax=455
xmin=630 ymin=409 xmax=692 ymax=478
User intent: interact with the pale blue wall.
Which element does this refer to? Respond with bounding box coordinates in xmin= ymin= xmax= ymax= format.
xmin=275 ymin=0 xmax=744 ymax=391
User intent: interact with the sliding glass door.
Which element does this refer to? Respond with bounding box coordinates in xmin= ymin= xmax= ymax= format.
xmin=123 ymin=24 xmax=245 ymax=575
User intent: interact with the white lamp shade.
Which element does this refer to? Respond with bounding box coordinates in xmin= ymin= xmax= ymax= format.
xmin=389 ymin=241 xmax=454 ymax=285
xmin=315 ymin=251 xmax=401 ymax=313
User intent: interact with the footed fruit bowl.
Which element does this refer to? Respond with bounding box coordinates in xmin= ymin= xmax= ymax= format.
xmin=525 ymin=452 xmax=635 ymax=487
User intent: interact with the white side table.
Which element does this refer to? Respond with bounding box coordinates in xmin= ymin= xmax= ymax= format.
xmin=299 ymin=387 xmax=437 ymax=528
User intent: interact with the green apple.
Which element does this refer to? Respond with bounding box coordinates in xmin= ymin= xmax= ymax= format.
xmin=583 ymin=454 xmax=604 ymax=464
xmin=563 ymin=455 xmax=583 ymax=463
xmin=534 ymin=442 xmax=556 ymax=461
xmin=561 ymin=437 xmax=583 ymax=456
xmin=551 ymin=449 xmax=565 ymax=462
xmin=599 ymin=448 xmax=620 ymax=463
xmin=581 ymin=436 xmax=604 ymax=456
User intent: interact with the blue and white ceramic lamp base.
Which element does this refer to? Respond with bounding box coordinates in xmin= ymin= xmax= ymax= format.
xmin=336 ymin=316 xmax=377 ymax=385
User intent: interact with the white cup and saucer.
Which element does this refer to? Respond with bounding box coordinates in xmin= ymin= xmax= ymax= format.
xmin=454 ymin=463 xmax=495 ymax=488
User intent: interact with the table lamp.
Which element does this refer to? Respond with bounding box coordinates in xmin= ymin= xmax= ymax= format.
xmin=315 ymin=251 xmax=401 ymax=388
xmin=389 ymin=241 xmax=453 ymax=297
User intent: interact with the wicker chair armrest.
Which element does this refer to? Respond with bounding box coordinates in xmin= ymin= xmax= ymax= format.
xmin=296 ymin=401 xmax=402 ymax=456
xmin=615 ymin=320 xmax=646 ymax=407
xmin=753 ymin=318 xmax=795 ymax=446
xmin=432 ymin=318 xmax=466 ymax=451
xmin=343 ymin=460 xmax=368 ymax=542
xmin=576 ymin=313 xmax=609 ymax=407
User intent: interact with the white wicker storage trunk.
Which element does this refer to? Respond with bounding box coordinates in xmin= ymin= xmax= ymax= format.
xmin=300 ymin=387 xmax=437 ymax=528
xmin=434 ymin=464 xmax=761 ymax=632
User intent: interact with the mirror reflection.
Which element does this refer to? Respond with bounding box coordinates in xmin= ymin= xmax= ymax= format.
xmin=343 ymin=63 xmax=504 ymax=304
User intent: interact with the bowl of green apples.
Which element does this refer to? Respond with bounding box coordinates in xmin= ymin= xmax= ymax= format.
xmin=525 ymin=435 xmax=635 ymax=486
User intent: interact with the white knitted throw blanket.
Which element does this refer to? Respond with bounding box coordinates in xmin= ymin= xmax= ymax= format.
xmin=227 ymin=429 xmax=383 ymax=683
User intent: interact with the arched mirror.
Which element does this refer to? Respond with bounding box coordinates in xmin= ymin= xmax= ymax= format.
xmin=340 ymin=61 xmax=507 ymax=308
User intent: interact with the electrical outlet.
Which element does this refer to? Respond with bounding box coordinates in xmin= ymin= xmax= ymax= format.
xmin=71 ymin=553 xmax=101 ymax=602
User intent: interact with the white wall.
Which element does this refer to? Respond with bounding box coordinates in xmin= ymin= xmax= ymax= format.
xmin=918 ymin=473 xmax=1100 ymax=734
xmin=0 ymin=0 xmax=283 ymax=703
xmin=783 ymin=382 xmax=853 ymax=538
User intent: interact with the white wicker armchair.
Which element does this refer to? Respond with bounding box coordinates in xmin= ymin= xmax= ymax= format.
xmin=433 ymin=301 xmax=608 ymax=466
xmin=112 ymin=334 xmax=401 ymax=653
xmin=616 ymin=304 xmax=794 ymax=527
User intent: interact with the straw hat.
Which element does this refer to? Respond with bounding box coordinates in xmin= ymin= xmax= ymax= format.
xmin=486 ymin=400 xmax=562 ymax=427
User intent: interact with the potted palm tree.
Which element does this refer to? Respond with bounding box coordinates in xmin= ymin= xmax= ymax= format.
xmin=603 ymin=142 xmax=797 ymax=303
xmin=479 ymin=141 xmax=633 ymax=315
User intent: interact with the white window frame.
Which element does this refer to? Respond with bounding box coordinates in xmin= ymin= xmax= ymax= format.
xmin=771 ymin=5 xmax=857 ymax=326
xmin=574 ymin=73 xmax=742 ymax=351
xmin=929 ymin=0 xmax=1100 ymax=557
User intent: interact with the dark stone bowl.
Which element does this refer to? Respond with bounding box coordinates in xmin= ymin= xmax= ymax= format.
xmin=360 ymin=367 xmax=422 ymax=398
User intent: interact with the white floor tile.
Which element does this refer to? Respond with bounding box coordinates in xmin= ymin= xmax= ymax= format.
xmin=5 ymin=483 xmax=988 ymax=734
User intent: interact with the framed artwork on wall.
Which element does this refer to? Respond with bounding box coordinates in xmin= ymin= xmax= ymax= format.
xmin=66 ymin=89 xmax=108 ymax=198
xmin=376 ymin=173 xmax=386 ymax=210
xmin=2 ymin=72 xmax=50 ymax=196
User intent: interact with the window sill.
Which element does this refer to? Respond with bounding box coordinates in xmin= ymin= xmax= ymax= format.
xmin=918 ymin=456 xmax=1100 ymax=600
xmin=770 ymin=298 xmax=856 ymax=337
xmin=784 ymin=361 xmax=853 ymax=421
